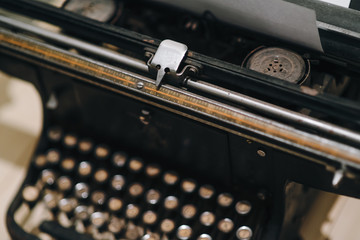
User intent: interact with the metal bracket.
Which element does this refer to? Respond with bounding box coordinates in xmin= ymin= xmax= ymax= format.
xmin=148 ymin=39 xmax=188 ymax=89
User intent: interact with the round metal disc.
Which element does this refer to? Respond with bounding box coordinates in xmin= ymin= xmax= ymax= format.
xmin=246 ymin=47 xmax=306 ymax=83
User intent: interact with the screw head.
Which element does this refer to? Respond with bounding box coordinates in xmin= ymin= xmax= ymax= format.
xmin=257 ymin=149 xmax=266 ymax=157
xmin=136 ymin=81 xmax=144 ymax=89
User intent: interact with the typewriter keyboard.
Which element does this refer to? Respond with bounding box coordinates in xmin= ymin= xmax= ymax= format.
xmin=16 ymin=126 xmax=265 ymax=240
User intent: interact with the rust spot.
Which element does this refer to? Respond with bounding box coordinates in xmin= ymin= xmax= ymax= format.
xmin=300 ymin=86 xmax=318 ymax=96
xmin=143 ymin=39 xmax=155 ymax=44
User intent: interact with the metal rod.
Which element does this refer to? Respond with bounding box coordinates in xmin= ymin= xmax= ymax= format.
xmin=185 ymin=79 xmax=360 ymax=145
xmin=0 ymin=16 xmax=149 ymax=72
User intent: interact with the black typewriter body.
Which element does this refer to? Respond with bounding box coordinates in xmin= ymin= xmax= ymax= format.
xmin=1 ymin=1 xmax=360 ymax=240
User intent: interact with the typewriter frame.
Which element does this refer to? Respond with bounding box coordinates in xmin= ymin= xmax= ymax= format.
xmin=1 ymin=1 xmax=360 ymax=240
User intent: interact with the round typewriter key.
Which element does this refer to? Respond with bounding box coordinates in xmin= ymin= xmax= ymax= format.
xmin=236 ymin=226 xmax=252 ymax=240
xmin=58 ymin=198 xmax=78 ymax=213
xmin=142 ymin=233 xmax=160 ymax=240
xmin=74 ymin=182 xmax=90 ymax=199
xmin=164 ymin=196 xmax=179 ymax=210
xmin=199 ymin=185 xmax=215 ymax=200
xmin=60 ymin=157 xmax=76 ymax=172
xmin=91 ymin=191 xmax=106 ymax=206
xmin=146 ymin=189 xmax=161 ymax=205
xmin=43 ymin=191 xmax=58 ymax=210
xmin=163 ymin=171 xmax=179 ymax=186
xmin=181 ymin=179 xmax=197 ymax=194
xmin=217 ymin=218 xmax=234 ymax=233
xmin=78 ymin=138 xmax=93 ymax=154
xmin=46 ymin=149 xmax=61 ymax=165
xmin=22 ymin=185 xmax=40 ymax=203
xmin=142 ymin=210 xmax=157 ymax=225
xmin=108 ymin=216 xmax=125 ymax=234
xmin=108 ymin=197 xmax=123 ymax=213
xmin=78 ymin=161 xmax=92 ymax=178
xmin=74 ymin=205 xmax=90 ymax=220
xmin=217 ymin=193 xmax=234 ymax=207
xmin=200 ymin=211 xmax=215 ymax=226
xmin=181 ymin=204 xmax=197 ymax=219
xmin=125 ymin=204 xmax=140 ymax=219
xmin=47 ymin=126 xmax=63 ymax=142
xmin=94 ymin=168 xmax=109 ymax=184
xmin=128 ymin=157 xmax=144 ymax=173
xmin=197 ymin=234 xmax=212 ymax=240
xmin=235 ymin=201 xmax=252 ymax=215
xmin=63 ymin=133 xmax=78 ymax=149
xmin=145 ymin=164 xmax=161 ymax=178
xmin=90 ymin=212 xmax=107 ymax=228
xmin=41 ymin=169 xmax=56 ymax=186
xmin=94 ymin=144 xmax=110 ymax=160
xmin=111 ymin=174 xmax=126 ymax=191
xmin=57 ymin=176 xmax=72 ymax=192
xmin=160 ymin=219 xmax=175 ymax=233
xmin=128 ymin=183 xmax=144 ymax=197
xmin=112 ymin=151 xmax=128 ymax=168
xmin=177 ymin=225 xmax=192 ymax=240
xmin=34 ymin=154 xmax=47 ymax=169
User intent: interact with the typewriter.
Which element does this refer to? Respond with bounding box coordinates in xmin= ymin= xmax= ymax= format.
xmin=1 ymin=0 xmax=360 ymax=239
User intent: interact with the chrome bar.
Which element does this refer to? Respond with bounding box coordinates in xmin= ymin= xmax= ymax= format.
xmin=0 ymin=16 xmax=149 ymax=72
xmin=185 ymin=78 xmax=360 ymax=145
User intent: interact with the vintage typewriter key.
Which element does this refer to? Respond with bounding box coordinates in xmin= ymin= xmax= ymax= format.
xmin=58 ymin=198 xmax=78 ymax=217
xmin=94 ymin=144 xmax=110 ymax=160
xmin=93 ymin=168 xmax=109 ymax=184
xmin=46 ymin=149 xmax=61 ymax=165
xmin=125 ymin=204 xmax=141 ymax=224
xmin=236 ymin=226 xmax=252 ymax=240
xmin=110 ymin=174 xmax=126 ymax=193
xmin=216 ymin=218 xmax=234 ymax=240
xmin=142 ymin=210 xmax=158 ymax=231
xmin=112 ymin=151 xmax=128 ymax=169
xmin=146 ymin=189 xmax=161 ymax=207
xmin=142 ymin=233 xmax=160 ymax=240
xmin=22 ymin=185 xmax=40 ymax=206
xmin=78 ymin=161 xmax=93 ymax=179
xmin=163 ymin=171 xmax=179 ymax=194
xmin=216 ymin=193 xmax=234 ymax=217
xmin=181 ymin=204 xmax=197 ymax=220
xmin=108 ymin=197 xmax=123 ymax=214
xmin=177 ymin=225 xmax=192 ymax=240
xmin=43 ymin=191 xmax=59 ymax=212
xmin=63 ymin=133 xmax=78 ymax=149
xmin=160 ymin=218 xmax=176 ymax=234
xmin=47 ymin=126 xmax=63 ymax=143
xmin=235 ymin=201 xmax=252 ymax=215
xmin=57 ymin=176 xmax=73 ymax=193
xmin=200 ymin=211 xmax=216 ymax=227
xmin=74 ymin=182 xmax=90 ymax=200
xmin=164 ymin=196 xmax=179 ymax=211
xmin=90 ymin=212 xmax=107 ymax=228
xmin=181 ymin=179 xmax=197 ymax=194
xmin=108 ymin=216 xmax=125 ymax=235
xmin=128 ymin=182 xmax=144 ymax=201
xmin=33 ymin=154 xmax=47 ymax=169
xmin=74 ymin=205 xmax=90 ymax=221
xmin=197 ymin=233 xmax=212 ymax=240
xmin=145 ymin=164 xmax=162 ymax=178
xmin=60 ymin=157 xmax=76 ymax=173
xmin=198 ymin=185 xmax=215 ymax=211
xmin=78 ymin=138 xmax=94 ymax=155
xmin=41 ymin=169 xmax=56 ymax=187
xmin=91 ymin=191 xmax=106 ymax=206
